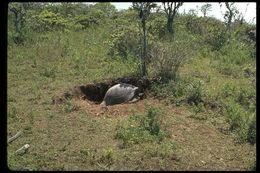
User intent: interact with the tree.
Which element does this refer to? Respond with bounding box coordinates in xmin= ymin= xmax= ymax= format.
xmin=132 ymin=2 xmax=157 ymax=76
xmin=235 ymin=3 xmax=249 ymax=25
xmin=188 ymin=9 xmax=197 ymax=16
xmin=162 ymin=2 xmax=183 ymax=34
xmin=221 ymin=2 xmax=239 ymax=48
xmin=8 ymin=3 xmax=29 ymax=44
xmin=200 ymin=3 xmax=212 ymax=17
xmin=93 ymin=2 xmax=117 ymax=17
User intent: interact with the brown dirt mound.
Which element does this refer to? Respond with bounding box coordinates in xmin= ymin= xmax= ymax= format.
xmin=74 ymin=94 xmax=181 ymax=117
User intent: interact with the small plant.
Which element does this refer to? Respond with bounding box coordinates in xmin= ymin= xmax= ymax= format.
xmin=246 ymin=115 xmax=256 ymax=144
xmin=8 ymin=106 xmax=17 ymax=119
xmin=80 ymin=149 xmax=90 ymax=157
xmin=145 ymin=107 xmax=160 ymax=135
xmin=248 ymin=157 xmax=256 ymax=171
xmin=62 ymin=101 xmax=80 ymax=113
xmin=236 ymin=87 xmax=255 ymax=110
xmin=193 ymin=102 xmax=206 ymax=113
xmin=100 ymin=148 xmax=115 ymax=167
xmin=61 ymin=37 xmax=72 ymax=57
xmin=220 ymin=83 xmax=236 ymax=98
xmin=151 ymin=78 xmax=186 ymax=106
xmin=223 ymin=100 xmax=244 ymax=131
xmin=186 ymin=79 xmax=204 ymax=105
xmin=40 ymin=67 xmax=56 ymax=78
xmin=115 ymin=106 xmax=168 ymax=148
xmin=217 ymin=63 xmax=241 ymax=78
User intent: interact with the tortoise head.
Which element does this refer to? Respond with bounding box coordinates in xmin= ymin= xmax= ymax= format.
xmin=100 ymin=100 xmax=107 ymax=106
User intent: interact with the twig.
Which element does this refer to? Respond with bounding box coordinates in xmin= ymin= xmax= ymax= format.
xmin=8 ymin=131 xmax=22 ymax=144
xmin=96 ymin=162 xmax=108 ymax=170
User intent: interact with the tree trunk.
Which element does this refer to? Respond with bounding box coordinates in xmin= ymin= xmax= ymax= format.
xmin=167 ymin=16 xmax=174 ymax=34
xmin=141 ymin=19 xmax=147 ymax=76
xmin=10 ymin=5 xmax=25 ymax=44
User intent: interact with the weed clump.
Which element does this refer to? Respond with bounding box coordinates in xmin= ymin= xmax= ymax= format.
xmin=151 ymin=77 xmax=205 ymax=106
xmin=115 ymin=106 xmax=170 ymax=148
xmin=210 ymin=82 xmax=255 ymax=144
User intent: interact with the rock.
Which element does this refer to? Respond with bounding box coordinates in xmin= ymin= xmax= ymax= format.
xmin=16 ymin=144 xmax=30 ymax=155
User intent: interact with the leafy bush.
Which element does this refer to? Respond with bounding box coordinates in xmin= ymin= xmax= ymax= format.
xmin=74 ymin=15 xmax=100 ymax=29
xmin=246 ymin=115 xmax=256 ymax=144
xmin=184 ymin=15 xmax=227 ymax=51
xmin=220 ymin=83 xmax=236 ymax=98
xmin=99 ymin=148 xmax=115 ymax=167
xmin=151 ymin=79 xmax=186 ymax=105
xmin=107 ymin=23 xmax=140 ymax=58
xmin=219 ymin=42 xmax=255 ymax=65
xmin=243 ymin=65 xmax=256 ymax=78
xmin=148 ymin=14 xmax=167 ymax=39
xmin=236 ymin=87 xmax=255 ymax=110
xmin=62 ymin=100 xmax=80 ymax=113
xmin=217 ymin=62 xmax=241 ymax=78
xmin=220 ymin=83 xmax=255 ymax=111
xmin=186 ymin=79 xmax=204 ymax=105
xmin=29 ymin=10 xmax=71 ymax=32
xmin=224 ymin=100 xmax=245 ymax=131
xmin=115 ymin=106 xmax=168 ymax=148
xmin=248 ymin=157 xmax=256 ymax=171
xmin=217 ymin=82 xmax=256 ymax=144
xmin=150 ymin=33 xmax=197 ymax=81
xmin=223 ymin=99 xmax=256 ymax=144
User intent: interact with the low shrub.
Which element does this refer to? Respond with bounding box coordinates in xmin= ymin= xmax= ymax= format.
xmin=186 ymin=79 xmax=204 ymax=105
xmin=115 ymin=106 xmax=168 ymax=148
xmin=149 ymin=35 xmax=197 ymax=81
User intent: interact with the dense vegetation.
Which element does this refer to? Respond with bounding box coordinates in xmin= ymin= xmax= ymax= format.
xmin=7 ymin=2 xmax=256 ymax=171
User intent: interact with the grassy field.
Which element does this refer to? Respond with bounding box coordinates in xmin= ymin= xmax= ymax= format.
xmin=7 ymin=14 xmax=256 ymax=171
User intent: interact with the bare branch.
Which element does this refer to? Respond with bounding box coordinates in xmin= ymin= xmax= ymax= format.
xmin=8 ymin=131 xmax=23 ymax=144
xmin=162 ymin=2 xmax=169 ymax=16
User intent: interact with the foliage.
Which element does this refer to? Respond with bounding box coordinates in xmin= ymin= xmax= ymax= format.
xmin=74 ymin=15 xmax=100 ymax=29
xmin=133 ymin=2 xmax=157 ymax=76
xmin=223 ymin=100 xmax=245 ymax=131
xmin=92 ymin=2 xmax=117 ymax=17
xmin=186 ymin=79 xmax=204 ymax=105
xmin=29 ymin=10 xmax=71 ymax=32
xmin=185 ymin=15 xmax=227 ymax=51
xmin=162 ymin=2 xmax=183 ymax=34
xmin=107 ymin=23 xmax=140 ymax=59
xmin=149 ymin=31 xmax=197 ymax=81
xmin=222 ymin=2 xmax=240 ymax=48
xmin=115 ymin=106 xmax=169 ymax=148
xmin=148 ymin=14 xmax=167 ymax=39
xmin=217 ymin=82 xmax=256 ymax=144
xmin=8 ymin=3 xmax=28 ymax=44
xmin=151 ymin=76 xmax=205 ymax=106
xmin=246 ymin=115 xmax=256 ymax=144
xmin=200 ymin=3 xmax=212 ymax=17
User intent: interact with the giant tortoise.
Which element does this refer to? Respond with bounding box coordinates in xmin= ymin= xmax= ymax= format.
xmin=100 ymin=83 xmax=142 ymax=106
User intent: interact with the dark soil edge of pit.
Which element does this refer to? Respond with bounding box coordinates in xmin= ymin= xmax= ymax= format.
xmin=52 ymin=75 xmax=162 ymax=104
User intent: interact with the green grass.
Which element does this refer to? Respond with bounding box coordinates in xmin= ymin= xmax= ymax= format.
xmin=7 ymin=19 xmax=256 ymax=170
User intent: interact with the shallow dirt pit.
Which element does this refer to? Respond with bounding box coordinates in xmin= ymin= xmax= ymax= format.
xmin=53 ymin=76 xmax=161 ymax=105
